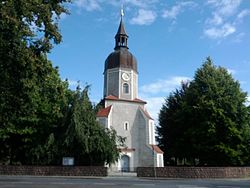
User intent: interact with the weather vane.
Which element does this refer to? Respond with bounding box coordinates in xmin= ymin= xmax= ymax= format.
xmin=120 ymin=4 xmax=124 ymax=18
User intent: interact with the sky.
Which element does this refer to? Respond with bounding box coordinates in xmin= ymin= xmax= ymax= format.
xmin=49 ymin=0 xmax=250 ymax=121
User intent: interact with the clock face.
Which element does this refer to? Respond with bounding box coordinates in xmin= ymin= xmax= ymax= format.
xmin=122 ymin=72 xmax=130 ymax=81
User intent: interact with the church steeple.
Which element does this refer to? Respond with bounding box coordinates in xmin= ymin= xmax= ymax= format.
xmin=115 ymin=7 xmax=128 ymax=49
xmin=104 ymin=6 xmax=138 ymax=99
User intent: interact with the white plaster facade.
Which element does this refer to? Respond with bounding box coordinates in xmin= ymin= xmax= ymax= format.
xmin=97 ymin=14 xmax=164 ymax=172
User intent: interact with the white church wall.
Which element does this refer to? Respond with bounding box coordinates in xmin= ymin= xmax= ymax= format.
xmin=105 ymin=99 xmax=153 ymax=169
xmin=148 ymin=120 xmax=156 ymax=145
xmin=103 ymin=99 xmax=161 ymax=169
xmin=107 ymin=106 xmax=112 ymax=129
xmin=132 ymin=71 xmax=138 ymax=99
xmin=107 ymin=101 xmax=139 ymax=148
xmin=136 ymin=110 xmax=155 ymax=167
xmin=117 ymin=68 xmax=138 ymax=100
xmin=157 ymin=153 xmax=164 ymax=167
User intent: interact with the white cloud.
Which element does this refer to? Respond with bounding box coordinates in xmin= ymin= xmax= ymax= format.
xmin=140 ymin=76 xmax=190 ymax=95
xmin=130 ymin=9 xmax=157 ymax=25
xmin=237 ymin=9 xmax=250 ymax=20
xmin=75 ymin=0 xmax=159 ymax=11
xmin=204 ymin=0 xmax=245 ymax=40
xmin=206 ymin=13 xmax=223 ymax=26
xmin=139 ymin=76 xmax=190 ymax=122
xmin=204 ymin=23 xmax=236 ymax=39
xmin=207 ymin=0 xmax=242 ymax=16
xmin=125 ymin=0 xmax=157 ymax=8
xmin=75 ymin=0 xmax=101 ymax=11
xmin=143 ymin=97 xmax=165 ymax=121
xmin=162 ymin=5 xmax=181 ymax=19
xmin=74 ymin=0 xmax=159 ymax=24
xmin=162 ymin=1 xmax=197 ymax=20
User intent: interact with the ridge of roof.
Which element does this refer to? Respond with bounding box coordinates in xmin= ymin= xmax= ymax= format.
xmin=105 ymin=95 xmax=147 ymax=104
xmin=139 ymin=106 xmax=154 ymax=120
xmin=150 ymin=145 xmax=164 ymax=154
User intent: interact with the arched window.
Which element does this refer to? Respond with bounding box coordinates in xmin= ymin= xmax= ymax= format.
xmin=123 ymin=83 xmax=129 ymax=94
xmin=124 ymin=122 xmax=129 ymax=131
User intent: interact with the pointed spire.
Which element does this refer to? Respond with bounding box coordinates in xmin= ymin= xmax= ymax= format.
xmin=115 ymin=6 xmax=128 ymax=49
xmin=116 ymin=18 xmax=127 ymax=36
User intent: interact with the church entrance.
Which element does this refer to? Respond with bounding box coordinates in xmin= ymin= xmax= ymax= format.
xmin=121 ymin=155 xmax=130 ymax=172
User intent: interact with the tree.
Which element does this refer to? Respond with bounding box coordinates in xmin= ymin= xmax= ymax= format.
xmin=0 ymin=0 xmax=70 ymax=164
xmin=157 ymin=57 xmax=250 ymax=166
xmin=157 ymin=82 xmax=189 ymax=165
xmin=52 ymin=86 xmax=124 ymax=166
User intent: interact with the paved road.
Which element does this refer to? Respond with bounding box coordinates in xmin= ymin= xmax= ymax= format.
xmin=0 ymin=176 xmax=249 ymax=188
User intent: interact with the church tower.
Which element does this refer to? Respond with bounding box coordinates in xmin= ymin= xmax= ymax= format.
xmin=103 ymin=12 xmax=138 ymax=100
xmin=97 ymin=9 xmax=164 ymax=172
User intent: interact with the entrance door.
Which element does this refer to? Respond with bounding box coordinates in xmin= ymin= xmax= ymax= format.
xmin=121 ymin=155 xmax=129 ymax=172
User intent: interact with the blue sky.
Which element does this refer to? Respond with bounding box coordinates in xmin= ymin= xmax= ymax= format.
xmin=49 ymin=0 xmax=250 ymax=120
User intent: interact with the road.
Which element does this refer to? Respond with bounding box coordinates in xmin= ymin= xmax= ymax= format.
xmin=0 ymin=176 xmax=249 ymax=188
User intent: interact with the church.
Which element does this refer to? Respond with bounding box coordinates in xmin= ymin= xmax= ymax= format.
xmin=97 ymin=10 xmax=164 ymax=172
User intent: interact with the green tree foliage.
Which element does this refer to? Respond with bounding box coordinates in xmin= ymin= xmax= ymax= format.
xmin=0 ymin=0 xmax=123 ymax=166
xmin=52 ymin=86 xmax=124 ymax=166
xmin=157 ymin=82 xmax=189 ymax=165
xmin=0 ymin=0 xmax=70 ymax=164
xmin=157 ymin=57 xmax=250 ymax=166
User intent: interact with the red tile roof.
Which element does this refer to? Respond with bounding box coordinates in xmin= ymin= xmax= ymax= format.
xmin=105 ymin=95 xmax=147 ymax=104
xmin=151 ymin=145 xmax=164 ymax=154
xmin=105 ymin=95 xmax=118 ymax=100
xmin=119 ymin=148 xmax=136 ymax=152
xmin=96 ymin=105 xmax=112 ymax=117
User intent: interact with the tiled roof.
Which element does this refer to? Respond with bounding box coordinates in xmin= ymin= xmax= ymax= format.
xmin=119 ymin=148 xmax=136 ymax=152
xmin=151 ymin=145 xmax=164 ymax=154
xmin=105 ymin=95 xmax=118 ymax=100
xmin=96 ymin=105 xmax=112 ymax=117
xmin=105 ymin=95 xmax=147 ymax=104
